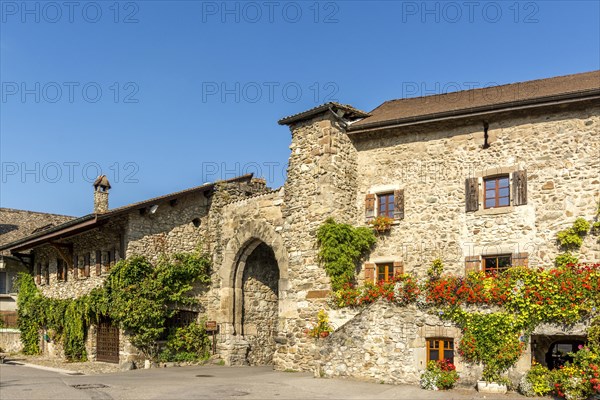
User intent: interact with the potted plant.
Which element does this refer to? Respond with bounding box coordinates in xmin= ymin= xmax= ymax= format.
xmin=306 ymin=310 xmax=334 ymax=339
xmin=420 ymin=359 xmax=460 ymax=390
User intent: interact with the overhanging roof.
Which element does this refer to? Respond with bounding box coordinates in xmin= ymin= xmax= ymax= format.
xmin=0 ymin=174 xmax=254 ymax=253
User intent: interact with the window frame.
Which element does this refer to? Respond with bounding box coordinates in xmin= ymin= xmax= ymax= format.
xmin=483 ymin=175 xmax=510 ymax=209
xmin=376 ymin=263 xmax=393 ymax=283
xmin=377 ymin=192 xmax=395 ymax=219
xmin=482 ymin=254 xmax=512 ymax=274
xmin=427 ymin=338 xmax=455 ymax=364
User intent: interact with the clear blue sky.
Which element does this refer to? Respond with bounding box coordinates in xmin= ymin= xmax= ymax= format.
xmin=1 ymin=0 xmax=599 ymax=216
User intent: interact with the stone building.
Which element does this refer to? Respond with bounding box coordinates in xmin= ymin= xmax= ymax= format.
xmin=1 ymin=70 xmax=599 ymax=385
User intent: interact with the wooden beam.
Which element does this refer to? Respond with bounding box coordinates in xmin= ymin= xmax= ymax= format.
xmin=51 ymin=244 xmax=73 ymax=270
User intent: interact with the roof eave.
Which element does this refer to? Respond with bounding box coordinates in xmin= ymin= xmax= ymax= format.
xmin=348 ymin=89 xmax=600 ymax=134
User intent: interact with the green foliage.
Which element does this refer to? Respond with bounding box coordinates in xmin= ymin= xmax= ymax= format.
xmin=16 ymin=251 xmax=211 ymax=361
xmin=555 ymin=252 xmax=579 ymax=268
xmin=519 ymin=362 xmax=553 ymax=396
xmin=420 ymin=359 xmax=459 ymax=390
xmin=551 ymin=345 xmax=600 ymax=400
xmin=557 ymin=218 xmax=590 ymax=250
xmin=15 ymin=273 xmax=44 ymax=354
xmin=317 ymin=218 xmax=376 ymax=291
xmin=427 ymin=258 xmax=444 ymax=280
xmin=449 ymin=309 xmax=524 ymax=382
xmin=158 ymin=322 xmax=211 ymax=363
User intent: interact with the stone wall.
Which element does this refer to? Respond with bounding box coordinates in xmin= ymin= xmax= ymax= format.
xmin=315 ymin=301 xmax=532 ymax=386
xmin=0 ymin=329 xmax=22 ymax=353
xmin=34 ymin=218 xmax=126 ymax=299
xmin=352 ymin=104 xmax=600 ymax=278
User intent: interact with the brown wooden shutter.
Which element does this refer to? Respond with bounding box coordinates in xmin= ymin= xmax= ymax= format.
xmin=364 ymin=262 xmax=375 ymax=283
xmin=465 ymin=256 xmax=481 ymax=274
xmin=465 ymin=178 xmax=479 ymax=212
xmin=83 ymin=253 xmax=90 ymax=277
xmin=35 ymin=263 xmax=41 ymax=284
xmin=393 ymin=261 xmax=404 ymax=277
xmin=73 ymin=255 xmax=79 ymax=279
xmin=393 ymin=189 xmax=405 ymax=220
xmin=44 ymin=263 xmax=50 ymax=285
xmin=96 ymin=250 xmax=102 ymax=276
xmin=512 ymin=170 xmax=527 ymax=206
xmin=107 ymin=250 xmax=114 ymax=272
xmin=365 ymin=194 xmax=375 ymax=221
xmin=57 ymin=258 xmax=63 ymax=281
xmin=512 ymin=253 xmax=529 ymax=267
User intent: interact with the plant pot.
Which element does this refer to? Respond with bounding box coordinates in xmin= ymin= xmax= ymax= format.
xmin=476 ymin=380 xmax=507 ymax=394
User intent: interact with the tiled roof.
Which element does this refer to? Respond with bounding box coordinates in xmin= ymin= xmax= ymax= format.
xmin=0 ymin=174 xmax=254 ymax=252
xmin=278 ymin=102 xmax=370 ymax=126
xmin=0 ymin=208 xmax=74 ymax=252
xmin=349 ymin=70 xmax=600 ymax=131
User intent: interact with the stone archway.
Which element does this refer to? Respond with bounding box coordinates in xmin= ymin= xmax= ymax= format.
xmin=219 ymin=220 xmax=290 ymax=366
xmin=238 ymin=241 xmax=279 ymax=365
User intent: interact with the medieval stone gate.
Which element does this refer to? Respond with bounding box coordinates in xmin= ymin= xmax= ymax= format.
xmin=219 ymin=219 xmax=289 ymax=366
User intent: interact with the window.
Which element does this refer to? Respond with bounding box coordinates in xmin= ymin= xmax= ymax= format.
xmin=377 ymin=193 xmax=395 ymax=218
xmin=427 ymin=338 xmax=454 ymax=363
xmin=83 ymin=253 xmax=91 ymax=278
xmin=483 ymin=254 xmax=512 ymax=273
xmin=466 ymin=170 xmax=527 ymax=212
xmin=44 ymin=263 xmax=50 ymax=285
xmin=484 ymin=176 xmax=510 ymax=209
xmin=377 ymin=263 xmax=393 ymax=283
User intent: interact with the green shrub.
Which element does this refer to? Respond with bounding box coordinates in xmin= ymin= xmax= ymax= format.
xmin=420 ymin=359 xmax=459 ymax=390
xmin=519 ymin=362 xmax=552 ymax=396
xmin=159 ymin=322 xmax=211 ymax=363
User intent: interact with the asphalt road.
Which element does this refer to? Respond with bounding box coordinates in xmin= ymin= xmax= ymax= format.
xmin=0 ymin=362 xmax=529 ymax=400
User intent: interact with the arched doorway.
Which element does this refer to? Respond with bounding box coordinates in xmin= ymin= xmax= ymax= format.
xmin=219 ymin=220 xmax=290 ymax=366
xmin=238 ymin=241 xmax=279 ymax=365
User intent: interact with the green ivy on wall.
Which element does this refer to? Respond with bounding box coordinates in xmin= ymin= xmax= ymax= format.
xmin=317 ymin=218 xmax=376 ymax=291
xmin=16 ymin=251 xmax=211 ymax=361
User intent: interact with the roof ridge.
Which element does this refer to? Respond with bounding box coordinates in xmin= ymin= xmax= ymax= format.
xmin=377 ymin=70 xmax=600 ymax=107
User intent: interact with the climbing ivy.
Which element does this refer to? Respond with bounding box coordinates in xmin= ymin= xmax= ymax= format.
xmin=317 ymin=218 xmax=376 ymax=291
xmin=557 ymin=217 xmax=590 ymax=250
xmin=16 ymin=250 xmax=211 ymax=361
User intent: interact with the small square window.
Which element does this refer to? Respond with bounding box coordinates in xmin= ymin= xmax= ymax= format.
xmin=377 ymin=193 xmax=395 ymax=218
xmin=484 ymin=176 xmax=510 ymax=209
xmin=376 ymin=263 xmax=393 ymax=283
xmin=427 ymin=338 xmax=454 ymax=364
xmin=483 ymin=254 xmax=512 ymax=273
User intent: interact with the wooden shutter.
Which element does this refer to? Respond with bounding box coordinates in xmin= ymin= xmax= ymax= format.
xmin=465 ymin=256 xmax=481 ymax=274
xmin=73 ymin=255 xmax=79 ymax=279
xmin=393 ymin=189 xmax=405 ymax=220
xmin=35 ymin=263 xmax=41 ymax=284
xmin=57 ymin=258 xmax=63 ymax=281
xmin=364 ymin=262 xmax=375 ymax=283
xmin=44 ymin=263 xmax=50 ymax=285
xmin=393 ymin=261 xmax=404 ymax=277
xmin=512 ymin=253 xmax=529 ymax=267
xmin=512 ymin=170 xmax=527 ymax=206
xmin=465 ymin=178 xmax=479 ymax=212
xmin=96 ymin=250 xmax=102 ymax=276
xmin=365 ymin=194 xmax=375 ymax=221
xmin=107 ymin=250 xmax=114 ymax=272
xmin=83 ymin=253 xmax=90 ymax=277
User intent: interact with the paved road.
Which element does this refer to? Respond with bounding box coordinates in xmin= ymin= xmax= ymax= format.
xmin=0 ymin=362 xmax=529 ymax=400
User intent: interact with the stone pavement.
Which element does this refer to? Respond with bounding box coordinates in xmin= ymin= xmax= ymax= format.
xmin=0 ymin=362 xmax=547 ymax=400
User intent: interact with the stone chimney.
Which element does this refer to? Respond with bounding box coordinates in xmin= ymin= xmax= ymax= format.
xmin=93 ymin=175 xmax=111 ymax=213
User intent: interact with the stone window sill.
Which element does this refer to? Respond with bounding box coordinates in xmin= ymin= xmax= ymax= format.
xmin=474 ymin=206 xmax=514 ymax=216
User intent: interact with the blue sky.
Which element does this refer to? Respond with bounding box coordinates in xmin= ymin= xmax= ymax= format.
xmin=1 ymin=0 xmax=599 ymax=216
